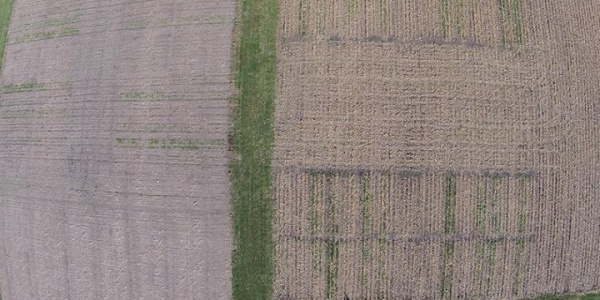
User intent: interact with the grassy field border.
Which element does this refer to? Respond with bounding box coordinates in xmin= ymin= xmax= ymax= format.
xmin=0 ymin=0 xmax=15 ymax=74
xmin=527 ymin=293 xmax=600 ymax=300
xmin=230 ymin=0 xmax=278 ymax=298
xmin=0 ymin=0 xmax=14 ymax=299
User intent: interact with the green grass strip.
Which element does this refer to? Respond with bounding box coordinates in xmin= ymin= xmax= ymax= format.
xmin=0 ymin=1 xmax=15 ymax=299
xmin=231 ymin=0 xmax=278 ymax=298
xmin=0 ymin=0 xmax=15 ymax=74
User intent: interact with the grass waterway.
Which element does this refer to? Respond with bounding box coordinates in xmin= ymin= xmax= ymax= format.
xmin=230 ymin=0 xmax=278 ymax=298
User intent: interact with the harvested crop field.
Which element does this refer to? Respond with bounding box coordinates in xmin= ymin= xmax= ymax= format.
xmin=273 ymin=1 xmax=600 ymax=299
xmin=0 ymin=0 xmax=235 ymax=299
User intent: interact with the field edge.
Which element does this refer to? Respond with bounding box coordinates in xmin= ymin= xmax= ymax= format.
xmin=230 ymin=0 xmax=279 ymax=298
xmin=526 ymin=292 xmax=600 ymax=300
xmin=0 ymin=0 xmax=14 ymax=298
xmin=0 ymin=0 xmax=15 ymax=73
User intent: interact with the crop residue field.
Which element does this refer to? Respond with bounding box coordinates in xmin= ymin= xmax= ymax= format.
xmin=273 ymin=1 xmax=600 ymax=299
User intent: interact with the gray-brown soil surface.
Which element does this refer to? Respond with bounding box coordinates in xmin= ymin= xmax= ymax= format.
xmin=0 ymin=0 xmax=235 ymax=299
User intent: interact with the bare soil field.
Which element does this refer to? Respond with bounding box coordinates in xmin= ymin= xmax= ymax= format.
xmin=0 ymin=0 xmax=236 ymax=299
xmin=273 ymin=1 xmax=600 ymax=299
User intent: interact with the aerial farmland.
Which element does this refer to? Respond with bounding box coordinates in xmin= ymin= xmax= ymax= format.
xmin=0 ymin=0 xmax=599 ymax=300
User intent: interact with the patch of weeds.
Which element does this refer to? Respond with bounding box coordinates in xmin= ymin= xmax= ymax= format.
xmin=119 ymin=90 xmax=164 ymax=101
xmin=324 ymin=175 xmax=339 ymax=299
xmin=512 ymin=0 xmax=524 ymax=44
xmin=13 ymin=27 xmax=79 ymax=44
xmin=309 ymin=172 xmax=323 ymax=273
xmin=3 ymin=138 xmax=42 ymax=146
xmin=455 ymin=0 xmax=464 ymax=39
xmin=347 ymin=0 xmax=359 ymax=19
xmin=0 ymin=108 xmax=67 ymax=119
xmin=299 ymin=0 xmax=310 ymax=36
xmin=123 ymin=15 xmax=228 ymax=30
xmin=441 ymin=174 xmax=457 ymax=299
xmin=23 ymin=16 xmax=80 ymax=30
xmin=1 ymin=83 xmax=45 ymax=94
xmin=116 ymin=138 xmax=224 ymax=150
xmin=360 ymin=174 xmax=373 ymax=290
xmin=484 ymin=175 xmax=503 ymax=295
xmin=474 ymin=177 xmax=488 ymax=296
xmin=441 ymin=0 xmax=450 ymax=38
xmin=380 ymin=0 xmax=389 ymax=34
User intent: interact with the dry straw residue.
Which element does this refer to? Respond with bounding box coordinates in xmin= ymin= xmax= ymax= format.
xmin=273 ymin=1 xmax=600 ymax=299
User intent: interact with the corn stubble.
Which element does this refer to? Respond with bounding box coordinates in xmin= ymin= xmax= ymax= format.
xmin=273 ymin=1 xmax=600 ymax=299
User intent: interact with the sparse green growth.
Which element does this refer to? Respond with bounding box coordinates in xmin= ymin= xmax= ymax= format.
xmin=317 ymin=0 xmax=326 ymax=34
xmin=444 ymin=174 xmax=457 ymax=234
xmin=119 ymin=90 xmax=164 ymax=101
xmin=528 ymin=293 xmax=600 ymax=300
xmin=115 ymin=138 xmax=224 ymax=150
xmin=347 ymin=0 xmax=359 ymax=18
xmin=309 ymin=172 xmax=323 ymax=273
xmin=499 ymin=0 xmax=524 ymax=45
xmin=513 ymin=0 xmax=524 ymax=44
xmin=513 ymin=176 xmax=530 ymax=296
xmin=298 ymin=0 xmax=310 ymax=36
xmin=23 ymin=16 xmax=80 ymax=30
xmin=441 ymin=174 xmax=457 ymax=299
xmin=485 ymin=175 xmax=503 ymax=296
xmin=324 ymin=175 xmax=339 ymax=299
xmin=0 ymin=108 xmax=67 ymax=119
xmin=360 ymin=173 xmax=373 ymax=284
xmin=2 ymin=138 xmax=42 ymax=146
xmin=123 ymin=15 xmax=228 ymax=30
xmin=491 ymin=175 xmax=502 ymax=234
xmin=380 ymin=0 xmax=389 ymax=34
xmin=455 ymin=0 xmax=464 ymax=39
xmin=1 ymin=83 xmax=45 ymax=94
xmin=474 ymin=177 xmax=488 ymax=295
xmin=441 ymin=0 xmax=450 ymax=37
xmin=499 ymin=0 xmax=509 ymax=45
xmin=231 ymin=0 xmax=278 ymax=298
xmin=13 ymin=27 xmax=79 ymax=44
xmin=375 ymin=173 xmax=391 ymax=299
xmin=325 ymin=238 xmax=339 ymax=299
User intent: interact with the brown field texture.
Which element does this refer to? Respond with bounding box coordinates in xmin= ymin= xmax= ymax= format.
xmin=273 ymin=1 xmax=600 ymax=300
